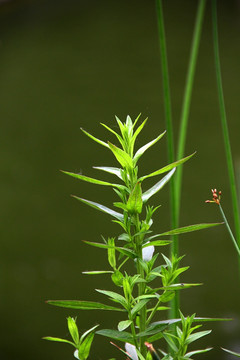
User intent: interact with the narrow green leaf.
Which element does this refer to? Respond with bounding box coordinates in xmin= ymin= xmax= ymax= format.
xmin=72 ymin=196 xmax=124 ymax=221
xmin=159 ymin=223 xmax=222 ymax=236
xmin=82 ymin=270 xmax=113 ymax=275
xmin=42 ymin=337 xmax=75 ymax=346
xmin=118 ymin=320 xmax=132 ymax=332
xmin=131 ymin=299 xmax=149 ymax=317
xmin=78 ymin=332 xmax=95 ymax=360
xmin=139 ymin=153 xmax=195 ymax=182
xmin=142 ymin=169 xmax=175 ymax=203
xmin=185 ymin=330 xmax=212 ymax=345
xmin=133 ymin=131 xmax=166 ymax=164
xmin=222 ymin=348 xmax=240 ymax=357
xmin=108 ymin=142 xmax=133 ymax=169
xmin=46 ymin=300 xmax=125 ymax=311
xmin=67 ymin=317 xmax=79 ymax=345
xmin=83 ymin=241 xmax=137 ymax=259
xmin=151 ymin=317 xmax=230 ymax=327
xmin=131 ymin=118 xmax=148 ymax=146
xmin=93 ymin=166 xmax=123 ymax=179
xmin=96 ymin=329 xmax=134 ymax=344
xmin=80 ymin=325 xmax=99 ymax=343
xmin=81 ymin=128 xmax=109 ymax=148
xmin=95 ymin=289 xmax=128 ymax=309
xmin=61 ymin=171 xmax=125 ymax=190
xmin=101 ymin=122 xmax=124 ymax=148
xmin=127 ymin=182 xmax=143 ymax=214
xmin=160 ymin=283 xmax=201 ymax=290
xmin=186 ymin=348 xmax=212 ymax=357
xmin=143 ymin=240 xmax=171 ymax=247
xmin=108 ymin=237 xmax=116 ymax=269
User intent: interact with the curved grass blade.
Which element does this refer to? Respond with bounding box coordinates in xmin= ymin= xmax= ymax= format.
xmin=108 ymin=142 xmax=133 ymax=170
xmin=43 ymin=337 xmax=75 ymax=346
xmin=158 ymin=223 xmax=222 ymax=236
xmin=142 ymin=168 xmax=175 ymax=203
xmin=96 ymin=329 xmax=134 ymax=344
xmin=133 ymin=131 xmax=166 ymax=165
xmin=46 ymin=300 xmax=125 ymax=311
xmin=101 ymin=122 xmax=124 ymax=148
xmin=72 ymin=196 xmax=124 ymax=221
xmin=139 ymin=153 xmax=195 ymax=182
xmin=62 ymin=171 xmax=125 ymax=190
xmin=83 ymin=240 xmax=137 ymax=259
xmin=222 ymin=348 xmax=240 ymax=357
xmin=80 ymin=128 xmax=108 ymax=148
xmin=93 ymin=166 xmax=123 ymax=180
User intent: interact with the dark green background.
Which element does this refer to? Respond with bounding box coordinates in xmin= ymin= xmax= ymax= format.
xmin=0 ymin=0 xmax=240 ymax=359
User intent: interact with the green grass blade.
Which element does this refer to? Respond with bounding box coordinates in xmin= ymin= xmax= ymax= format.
xmin=62 ymin=171 xmax=125 ymax=190
xmin=42 ymin=337 xmax=75 ymax=346
xmin=80 ymin=127 xmax=108 ymax=148
xmin=175 ymin=0 xmax=207 ymax=211
xmin=212 ymin=0 xmax=240 ymax=254
xmin=46 ymin=300 xmax=125 ymax=311
xmin=139 ymin=153 xmax=195 ymax=182
xmin=159 ymin=223 xmax=222 ymax=236
xmin=71 ymin=196 xmax=124 ymax=221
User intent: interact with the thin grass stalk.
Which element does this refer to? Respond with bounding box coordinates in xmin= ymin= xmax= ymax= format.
xmin=211 ymin=0 xmax=240 ymax=260
xmin=219 ymin=204 xmax=240 ymax=257
xmin=175 ymin=0 xmax=207 ymax=214
xmin=155 ymin=0 xmax=179 ymax=318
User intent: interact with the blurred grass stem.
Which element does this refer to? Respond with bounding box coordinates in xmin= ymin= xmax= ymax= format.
xmin=212 ymin=0 xmax=240 ymax=260
xmin=219 ymin=204 xmax=240 ymax=257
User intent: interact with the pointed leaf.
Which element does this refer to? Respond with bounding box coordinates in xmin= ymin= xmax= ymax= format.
xmin=143 ymin=240 xmax=170 ymax=247
xmin=151 ymin=317 xmax=230 ymax=327
xmin=78 ymin=332 xmax=95 ymax=360
xmin=131 ymin=118 xmax=148 ymax=146
xmin=185 ymin=330 xmax=212 ymax=345
xmin=159 ymin=223 xmax=222 ymax=236
xmin=43 ymin=337 xmax=75 ymax=346
xmin=127 ymin=182 xmax=143 ymax=214
xmin=186 ymin=348 xmax=212 ymax=357
xmin=133 ymin=131 xmax=166 ymax=164
xmin=95 ymin=289 xmax=128 ymax=308
xmin=118 ymin=320 xmax=132 ymax=331
xmin=101 ymin=122 xmax=124 ymax=148
xmin=67 ymin=317 xmax=79 ymax=345
xmin=81 ymin=128 xmax=109 ymax=148
xmin=160 ymin=283 xmax=202 ymax=290
xmin=46 ymin=300 xmax=125 ymax=311
xmin=72 ymin=196 xmax=124 ymax=221
xmin=142 ymin=169 xmax=175 ymax=203
xmin=93 ymin=166 xmax=123 ymax=179
xmin=96 ymin=329 xmax=134 ymax=344
xmin=82 ymin=270 xmax=113 ymax=275
xmin=80 ymin=324 xmax=99 ymax=343
xmin=222 ymin=348 xmax=240 ymax=357
xmin=139 ymin=153 xmax=195 ymax=181
xmin=61 ymin=171 xmax=125 ymax=190
xmin=108 ymin=142 xmax=133 ymax=169
xmin=83 ymin=241 xmax=137 ymax=259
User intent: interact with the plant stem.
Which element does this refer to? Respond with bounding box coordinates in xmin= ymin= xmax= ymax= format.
xmin=135 ymin=216 xmax=147 ymax=357
xmin=175 ymin=0 xmax=206 ymax=212
xmin=212 ymin=0 xmax=240 ymax=257
xmin=219 ymin=204 xmax=240 ymax=257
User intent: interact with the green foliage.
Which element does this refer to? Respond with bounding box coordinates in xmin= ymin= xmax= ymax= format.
xmin=43 ymin=318 xmax=98 ymax=360
xmin=45 ymin=116 xmax=221 ymax=359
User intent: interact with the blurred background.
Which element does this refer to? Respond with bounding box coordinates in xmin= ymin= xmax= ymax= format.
xmin=0 ymin=0 xmax=240 ymax=359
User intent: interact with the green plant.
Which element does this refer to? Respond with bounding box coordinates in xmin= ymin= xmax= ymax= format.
xmin=44 ymin=116 xmax=222 ymax=359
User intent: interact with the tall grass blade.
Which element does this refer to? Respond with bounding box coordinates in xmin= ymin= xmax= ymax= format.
xmin=211 ymin=0 xmax=240 ymax=258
